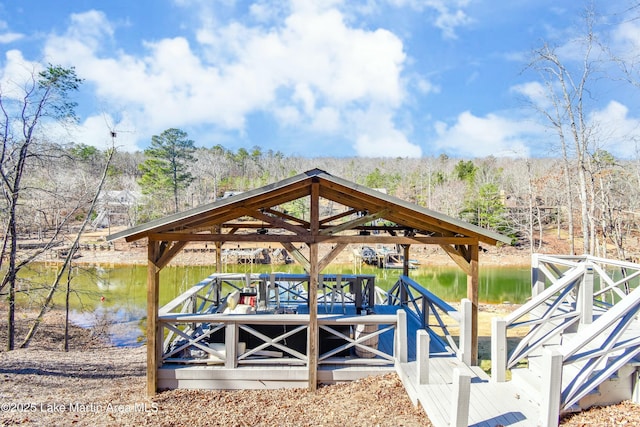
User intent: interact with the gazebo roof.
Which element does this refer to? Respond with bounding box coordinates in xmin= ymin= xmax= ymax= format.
xmin=108 ymin=168 xmax=510 ymax=247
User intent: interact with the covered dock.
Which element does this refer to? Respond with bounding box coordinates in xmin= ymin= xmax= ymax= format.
xmin=107 ymin=168 xmax=510 ymax=396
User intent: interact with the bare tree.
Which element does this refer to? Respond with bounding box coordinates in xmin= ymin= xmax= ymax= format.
xmin=0 ymin=64 xmax=82 ymax=350
xmin=20 ymin=142 xmax=116 ymax=349
xmin=527 ymin=9 xmax=601 ymax=254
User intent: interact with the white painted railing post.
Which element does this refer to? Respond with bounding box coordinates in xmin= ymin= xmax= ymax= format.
xmin=450 ymin=368 xmax=471 ymax=427
xmin=491 ymin=317 xmax=507 ymax=383
xmin=540 ymin=349 xmax=562 ymax=427
xmin=633 ymin=370 xmax=640 ymax=404
xmin=416 ymin=329 xmax=430 ymax=384
xmin=396 ymin=309 xmax=408 ymax=364
xmin=532 ymin=253 xmax=544 ymax=297
xmin=269 ymin=273 xmax=280 ymax=308
xmin=459 ymin=298 xmax=472 ymax=365
xmin=225 ymin=322 xmax=238 ymax=369
xmin=578 ymin=263 xmax=594 ymax=325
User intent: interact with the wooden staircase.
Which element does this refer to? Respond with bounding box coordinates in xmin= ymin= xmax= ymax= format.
xmin=490 ymin=254 xmax=640 ymax=426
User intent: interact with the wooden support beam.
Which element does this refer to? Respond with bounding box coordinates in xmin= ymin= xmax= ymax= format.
xmin=318 ymin=208 xmax=389 ymax=236
xmin=215 ymin=241 xmax=222 ymax=273
xmin=319 ymin=208 xmax=359 ymax=225
xmin=146 ymin=232 xmax=478 ymax=246
xmin=155 ymin=241 xmax=187 ymax=270
xmin=318 ymin=243 xmax=348 ymax=272
xmin=308 ymin=243 xmax=319 ymax=392
xmin=214 ymin=226 xmax=222 ymax=274
xmin=440 ymin=243 xmax=472 ymax=276
xmin=323 ymin=235 xmax=477 ymax=245
xmin=149 ymin=232 xmax=311 ymax=244
xmin=263 ymin=207 xmax=310 ymax=227
xmin=281 ymin=242 xmax=311 ymax=273
xmin=147 ymin=240 xmax=160 ymax=397
xmin=239 ymin=207 xmax=310 ymax=236
xmin=466 ymin=243 xmax=479 ymax=365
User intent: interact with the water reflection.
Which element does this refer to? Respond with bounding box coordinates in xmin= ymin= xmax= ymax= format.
xmin=21 ymin=262 xmax=531 ymax=346
xmin=69 ymin=305 xmax=146 ymax=347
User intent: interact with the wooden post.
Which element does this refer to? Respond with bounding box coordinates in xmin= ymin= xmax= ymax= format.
xmin=147 ymin=240 xmax=160 ymax=397
xmin=216 ymin=242 xmax=222 ymax=273
xmin=459 ymin=298 xmax=472 ymax=365
xmin=308 ymin=248 xmax=319 ymax=390
xmin=214 ymin=224 xmax=223 ymax=274
xmin=531 ymin=253 xmax=544 ymax=297
xmin=491 ymin=317 xmax=507 ymax=382
xmin=466 ymin=243 xmax=479 ymax=365
xmin=632 ymin=370 xmax=640 ymax=404
xmin=417 ymin=329 xmax=429 ymax=384
xmin=396 ymin=309 xmax=408 ymax=363
xmin=308 ymin=180 xmax=320 ymax=391
xmin=540 ymin=349 xmax=563 ymax=427
xmin=402 ymin=244 xmax=410 ymax=277
xmin=225 ymin=321 xmax=238 ymax=369
xmin=579 ymin=263 xmax=594 ymax=325
xmin=450 ymin=368 xmax=471 ymax=427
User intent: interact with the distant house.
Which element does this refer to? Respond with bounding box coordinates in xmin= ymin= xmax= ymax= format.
xmin=93 ymin=190 xmax=143 ymax=228
xmin=222 ymin=190 xmax=243 ymax=199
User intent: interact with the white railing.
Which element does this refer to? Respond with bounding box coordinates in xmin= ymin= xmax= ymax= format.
xmin=158 ymin=312 xmax=405 ymax=368
xmin=559 ymin=283 xmax=640 ymax=410
xmin=491 ymin=265 xmax=585 ymax=380
xmin=388 ymin=275 xmax=471 ymax=364
xmin=491 ymin=254 xmax=640 ymax=422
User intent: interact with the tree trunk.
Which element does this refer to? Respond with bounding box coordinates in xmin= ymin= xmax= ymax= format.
xmin=20 ymin=147 xmax=116 ymax=348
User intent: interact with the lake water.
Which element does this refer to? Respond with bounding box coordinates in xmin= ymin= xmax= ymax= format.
xmin=18 ymin=262 xmax=532 ymax=346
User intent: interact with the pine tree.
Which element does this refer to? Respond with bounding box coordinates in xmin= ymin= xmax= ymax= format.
xmin=138 ymin=128 xmax=196 ymax=214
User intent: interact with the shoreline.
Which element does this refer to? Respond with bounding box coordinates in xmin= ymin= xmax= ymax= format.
xmin=40 ymin=238 xmax=536 ymax=268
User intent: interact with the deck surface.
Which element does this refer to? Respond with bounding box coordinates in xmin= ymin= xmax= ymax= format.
xmin=397 ymin=359 xmax=541 ymax=427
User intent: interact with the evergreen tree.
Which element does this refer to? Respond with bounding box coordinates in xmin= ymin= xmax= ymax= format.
xmin=460 ymin=183 xmax=512 ymax=236
xmin=138 ymin=128 xmax=196 ymax=214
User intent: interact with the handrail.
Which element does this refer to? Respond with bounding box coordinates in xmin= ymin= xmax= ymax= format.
xmin=388 ymin=275 xmax=470 ymax=363
xmin=159 ymin=273 xmax=224 ymax=315
xmin=158 ymin=312 xmax=402 ymax=367
xmin=493 ymin=254 xmax=640 ymax=416
xmin=559 ymin=284 xmax=640 ymax=410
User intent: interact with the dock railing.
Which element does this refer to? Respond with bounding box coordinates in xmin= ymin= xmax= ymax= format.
xmin=388 ymin=275 xmax=471 ymax=364
xmin=157 ymin=312 xmax=404 ymax=367
xmin=491 ymin=254 xmax=640 ymax=420
xmin=157 ymin=272 xmax=404 ymax=369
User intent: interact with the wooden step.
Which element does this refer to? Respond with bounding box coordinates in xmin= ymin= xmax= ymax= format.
xmin=510 ymin=367 xmax=542 ymax=406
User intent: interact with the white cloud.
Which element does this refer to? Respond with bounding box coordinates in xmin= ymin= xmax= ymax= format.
xmin=589 ymin=101 xmax=640 ymax=158
xmin=386 ymin=0 xmax=472 ymax=39
xmin=1 ymin=50 xmax=44 ymax=99
xmin=432 ymin=111 xmax=533 ymax=157
xmin=352 ymin=107 xmax=422 ymax=157
xmin=0 ymin=19 xmax=24 ymax=44
xmin=612 ymin=20 xmax=640 ymax=60
xmin=74 ymin=113 xmax=140 ymax=152
xmin=39 ymin=4 xmax=409 ymax=156
xmin=0 ymin=32 xmax=23 ymax=44
xmin=416 ymin=76 xmax=440 ymax=95
xmin=510 ymin=81 xmax=551 ymax=110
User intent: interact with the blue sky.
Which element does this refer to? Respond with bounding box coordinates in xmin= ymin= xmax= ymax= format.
xmin=1 ymin=0 xmax=640 ymax=158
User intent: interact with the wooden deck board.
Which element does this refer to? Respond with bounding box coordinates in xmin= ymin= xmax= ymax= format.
xmin=157 ymin=364 xmax=396 ymax=389
xmin=398 ymin=358 xmax=541 ymax=427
